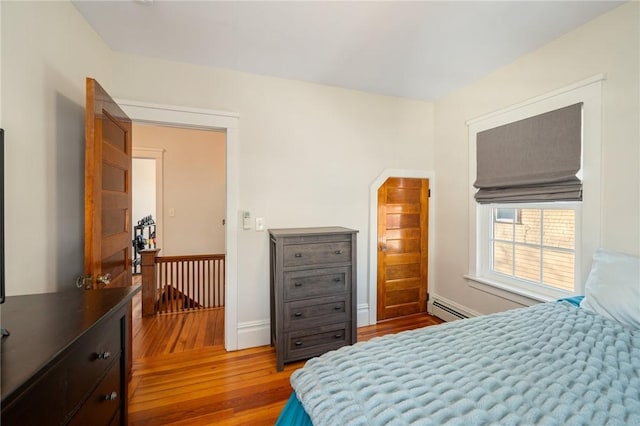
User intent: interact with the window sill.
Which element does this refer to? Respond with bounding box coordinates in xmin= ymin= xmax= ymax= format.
xmin=463 ymin=274 xmax=559 ymax=306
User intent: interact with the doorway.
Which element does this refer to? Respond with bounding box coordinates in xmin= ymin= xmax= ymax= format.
xmin=132 ymin=158 xmax=157 ymax=226
xmin=377 ymin=177 xmax=429 ymax=321
xmin=132 ymin=155 xmax=160 ymax=275
xmin=368 ymin=170 xmax=434 ymax=325
xmin=117 ymin=99 xmax=240 ymax=351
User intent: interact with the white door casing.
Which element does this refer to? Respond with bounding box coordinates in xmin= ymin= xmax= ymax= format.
xmin=117 ymin=99 xmax=240 ymax=351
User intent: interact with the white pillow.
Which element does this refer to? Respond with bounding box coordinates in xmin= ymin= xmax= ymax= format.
xmin=580 ymin=248 xmax=640 ymax=329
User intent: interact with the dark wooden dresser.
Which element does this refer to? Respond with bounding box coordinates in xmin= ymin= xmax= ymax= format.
xmin=269 ymin=227 xmax=358 ymax=371
xmin=1 ymin=286 xmax=140 ymax=425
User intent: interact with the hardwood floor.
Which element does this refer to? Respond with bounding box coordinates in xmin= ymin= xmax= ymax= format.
xmin=129 ymin=292 xmax=443 ymax=425
xmin=132 ymin=304 xmax=224 ymax=359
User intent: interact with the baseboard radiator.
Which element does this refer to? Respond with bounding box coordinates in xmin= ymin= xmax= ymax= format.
xmin=428 ymin=297 xmax=477 ymax=322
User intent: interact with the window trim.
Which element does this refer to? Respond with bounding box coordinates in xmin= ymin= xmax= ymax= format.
xmin=466 ymin=75 xmax=603 ymax=304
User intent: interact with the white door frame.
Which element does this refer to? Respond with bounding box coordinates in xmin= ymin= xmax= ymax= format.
xmin=368 ymin=169 xmax=435 ymax=325
xmin=116 ymin=99 xmax=240 ymax=351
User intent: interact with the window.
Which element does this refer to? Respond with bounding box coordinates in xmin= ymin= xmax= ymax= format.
xmin=466 ymin=75 xmax=603 ymax=303
xmin=489 ymin=205 xmax=578 ymax=296
xmin=473 ymin=101 xmax=582 ymax=300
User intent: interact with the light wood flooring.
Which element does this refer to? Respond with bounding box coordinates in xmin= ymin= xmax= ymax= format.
xmin=129 ymin=292 xmax=443 ymax=425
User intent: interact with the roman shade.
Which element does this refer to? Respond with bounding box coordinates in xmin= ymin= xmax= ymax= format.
xmin=474 ymin=103 xmax=583 ymax=203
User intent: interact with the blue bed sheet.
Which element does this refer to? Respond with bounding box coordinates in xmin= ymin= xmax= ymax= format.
xmin=276 ymin=392 xmax=312 ymax=426
xmin=557 ymin=295 xmax=583 ymax=307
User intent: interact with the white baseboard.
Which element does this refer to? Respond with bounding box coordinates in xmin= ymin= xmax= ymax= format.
xmin=427 ymin=294 xmax=481 ymax=322
xmin=357 ymin=303 xmax=369 ymax=327
xmin=236 ymin=319 xmax=270 ymax=350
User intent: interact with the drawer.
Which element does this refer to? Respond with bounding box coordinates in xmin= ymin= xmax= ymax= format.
xmin=69 ymin=354 xmax=122 ymax=426
xmin=283 ymin=241 xmax=351 ymax=267
xmin=1 ymin=358 xmax=68 ymax=426
xmin=67 ymin=311 xmax=123 ymax=412
xmin=283 ymin=267 xmax=350 ymax=300
xmin=284 ymin=295 xmax=350 ymax=331
xmin=284 ymin=324 xmax=351 ymax=362
xmin=279 ymin=232 xmax=353 ymax=245
xmin=1 ymin=308 xmax=126 ymax=426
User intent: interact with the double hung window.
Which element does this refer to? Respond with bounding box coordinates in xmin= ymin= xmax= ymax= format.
xmin=486 ymin=204 xmax=578 ymax=299
xmin=467 ymin=77 xmax=603 ymax=302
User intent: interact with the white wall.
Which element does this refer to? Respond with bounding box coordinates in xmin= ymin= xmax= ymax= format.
xmin=1 ymin=1 xmax=113 ymax=295
xmin=110 ymin=55 xmax=435 ymax=328
xmin=133 ymin=123 xmax=226 ymax=256
xmin=433 ymin=2 xmax=639 ymax=315
xmin=132 ymin=157 xmax=156 ymax=232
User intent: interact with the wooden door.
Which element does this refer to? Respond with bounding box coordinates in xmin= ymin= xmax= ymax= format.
xmin=84 ymin=78 xmax=133 ymax=289
xmin=377 ymin=178 xmax=429 ymax=321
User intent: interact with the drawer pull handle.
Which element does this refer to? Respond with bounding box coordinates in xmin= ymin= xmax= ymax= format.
xmin=294 ymin=282 xmax=302 ymax=287
xmin=333 ymin=278 xmax=341 ymax=282
xmin=294 ymin=253 xmax=303 ymax=258
xmin=334 ymin=334 xmax=342 ymax=339
xmin=295 ymin=341 xmax=303 ymax=346
xmin=294 ymin=312 xmax=303 ymax=317
xmin=334 ymin=250 xmax=343 ymax=254
xmin=104 ymin=391 xmax=118 ymax=401
xmin=334 ymin=306 xmax=342 ymax=311
xmin=97 ymin=351 xmax=111 ymax=360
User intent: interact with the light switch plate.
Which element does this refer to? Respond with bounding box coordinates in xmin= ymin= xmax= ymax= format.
xmin=255 ymin=218 xmax=265 ymax=231
xmin=243 ymin=211 xmax=251 ymax=230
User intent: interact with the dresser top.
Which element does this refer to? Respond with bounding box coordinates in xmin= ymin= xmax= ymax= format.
xmin=0 ymin=286 xmax=140 ymax=402
xmin=269 ymin=227 xmax=358 ymax=237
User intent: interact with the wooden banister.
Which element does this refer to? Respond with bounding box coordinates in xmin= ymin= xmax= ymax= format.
xmin=139 ymin=250 xmax=225 ymax=316
xmin=155 ymin=254 xmax=225 ymax=263
xmin=140 ymin=248 xmax=161 ymax=317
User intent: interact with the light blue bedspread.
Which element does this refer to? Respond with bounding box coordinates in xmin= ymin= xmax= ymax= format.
xmin=290 ymin=302 xmax=640 ymax=425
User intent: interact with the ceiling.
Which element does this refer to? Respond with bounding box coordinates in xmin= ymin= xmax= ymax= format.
xmin=72 ymin=1 xmax=623 ymax=102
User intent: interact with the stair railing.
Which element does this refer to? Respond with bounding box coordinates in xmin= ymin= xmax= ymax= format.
xmin=140 ymin=249 xmax=225 ymax=316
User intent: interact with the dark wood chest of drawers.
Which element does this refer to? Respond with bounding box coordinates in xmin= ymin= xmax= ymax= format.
xmin=1 ymin=286 xmax=139 ymax=425
xmin=269 ymin=227 xmax=357 ymax=371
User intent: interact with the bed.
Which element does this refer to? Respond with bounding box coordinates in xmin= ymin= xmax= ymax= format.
xmin=276 ymin=249 xmax=640 ymax=425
